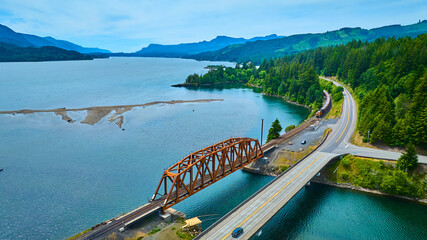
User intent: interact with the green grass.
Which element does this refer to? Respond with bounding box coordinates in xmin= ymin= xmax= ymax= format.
xmin=149 ymin=228 xmax=161 ymax=235
xmin=325 ymin=99 xmax=343 ymax=119
xmin=280 ymin=165 xmax=289 ymax=172
xmin=66 ymin=228 xmax=91 ymax=240
xmin=176 ymin=229 xmax=195 ymax=240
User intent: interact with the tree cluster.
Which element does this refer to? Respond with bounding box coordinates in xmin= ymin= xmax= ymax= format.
xmin=285 ymin=125 xmax=296 ymax=133
xmin=186 ymin=60 xmax=324 ymax=110
xmin=185 ymin=64 xmax=255 ymax=85
xmin=335 ymin=155 xmax=425 ymax=198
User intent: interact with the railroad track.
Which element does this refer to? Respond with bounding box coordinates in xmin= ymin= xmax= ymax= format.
xmin=81 ymin=199 xmax=163 ymax=240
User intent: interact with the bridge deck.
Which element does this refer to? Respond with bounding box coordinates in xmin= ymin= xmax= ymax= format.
xmin=196 ymin=151 xmax=338 ymax=240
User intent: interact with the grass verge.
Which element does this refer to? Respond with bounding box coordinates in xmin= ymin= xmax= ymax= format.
xmin=66 ymin=228 xmax=91 ymax=240
xmin=325 ymin=99 xmax=343 ymax=119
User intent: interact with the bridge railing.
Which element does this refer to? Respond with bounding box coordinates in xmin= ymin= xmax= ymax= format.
xmin=194 ymin=129 xmax=331 ymax=239
xmin=151 ymin=137 xmax=263 ymax=211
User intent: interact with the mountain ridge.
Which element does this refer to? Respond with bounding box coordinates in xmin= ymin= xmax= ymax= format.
xmin=189 ymin=21 xmax=427 ymax=63
xmin=0 ymin=41 xmax=93 ymax=62
xmin=0 ymin=24 xmax=110 ymax=54
xmin=134 ymin=34 xmax=281 ymax=57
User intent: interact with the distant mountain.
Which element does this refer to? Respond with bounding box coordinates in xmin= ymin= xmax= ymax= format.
xmin=0 ymin=41 xmax=92 ymax=62
xmin=134 ymin=34 xmax=281 ymax=57
xmin=190 ymin=21 xmax=427 ymax=63
xmin=0 ymin=24 xmax=110 ymax=54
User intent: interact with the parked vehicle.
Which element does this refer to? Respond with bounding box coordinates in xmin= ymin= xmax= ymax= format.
xmin=301 ymin=140 xmax=307 ymax=144
xmin=232 ymin=227 xmax=244 ymax=238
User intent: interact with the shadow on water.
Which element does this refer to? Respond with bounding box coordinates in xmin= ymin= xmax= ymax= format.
xmin=180 ymin=83 xmax=263 ymax=93
xmin=174 ymin=171 xmax=274 ymax=229
xmin=251 ymin=182 xmax=331 ymax=240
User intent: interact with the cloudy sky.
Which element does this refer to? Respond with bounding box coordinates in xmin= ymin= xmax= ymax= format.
xmin=0 ymin=0 xmax=425 ymax=52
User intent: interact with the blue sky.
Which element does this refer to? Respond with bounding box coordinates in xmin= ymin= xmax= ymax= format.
xmin=0 ymin=0 xmax=425 ymax=52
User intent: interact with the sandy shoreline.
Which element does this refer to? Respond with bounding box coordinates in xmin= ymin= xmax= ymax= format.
xmin=0 ymin=99 xmax=223 ymax=114
xmin=1 ymin=99 xmax=223 ymax=126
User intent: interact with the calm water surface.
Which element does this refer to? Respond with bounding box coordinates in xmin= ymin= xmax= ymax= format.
xmin=0 ymin=58 xmax=425 ymax=239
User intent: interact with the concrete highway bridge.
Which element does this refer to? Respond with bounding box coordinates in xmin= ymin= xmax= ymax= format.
xmin=80 ymin=77 xmax=426 ymax=240
xmin=195 ymin=77 xmax=426 ymax=240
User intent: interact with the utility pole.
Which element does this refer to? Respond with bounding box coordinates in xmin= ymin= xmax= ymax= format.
xmin=261 ymin=119 xmax=264 ymax=146
xmin=367 ymin=129 xmax=370 ymax=142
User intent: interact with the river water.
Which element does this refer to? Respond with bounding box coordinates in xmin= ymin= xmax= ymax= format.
xmin=0 ymin=58 xmax=425 ymax=240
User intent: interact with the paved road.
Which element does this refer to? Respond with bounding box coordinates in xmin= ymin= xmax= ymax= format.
xmin=197 ymin=77 xmax=355 ymax=240
xmin=320 ymin=77 xmax=427 ymax=164
xmin=197 ymin=77 xmax=426 ymax=240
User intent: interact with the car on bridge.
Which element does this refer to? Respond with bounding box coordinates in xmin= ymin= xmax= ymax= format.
xmin=232 ymin=227 xmax=243 ymax=238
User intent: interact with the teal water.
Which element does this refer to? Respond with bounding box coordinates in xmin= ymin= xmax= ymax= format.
xmin=251 ymin=183 xmax=427 ymax=240
xmin=0 ymin=58 xmax=425 ymax=240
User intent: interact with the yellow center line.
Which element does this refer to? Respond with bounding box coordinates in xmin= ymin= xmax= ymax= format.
xmin=335 ymin=92 xmax=351 ymax=143
xmin=221 ymin=153 xmax=325 ymax=240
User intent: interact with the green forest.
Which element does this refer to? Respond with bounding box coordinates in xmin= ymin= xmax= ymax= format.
xmin=185 ymin=34 xmax=426 ymax=149
xmin=283 ymin=34 xmax=426 ymax=148
xmin=190 ymin=21 xmax=427 ymax=63
xmin=0 ymin=41 xmax=92 ymax=62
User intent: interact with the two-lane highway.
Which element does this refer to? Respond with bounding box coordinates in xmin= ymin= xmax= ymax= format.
xmin=197 ymin=76 xmax=425 ymax=240
xmin=196 ymin=78 xmax=356 ymax=240
xmin=320 ymin=77 xmax=427 ymax=163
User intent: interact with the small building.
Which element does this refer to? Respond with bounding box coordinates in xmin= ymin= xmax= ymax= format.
xmin=182 ymin=217 xmax=202 ymax=230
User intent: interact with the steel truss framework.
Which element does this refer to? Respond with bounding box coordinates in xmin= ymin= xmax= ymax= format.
xmin=151 ymin=138 xmax=263 ymax=211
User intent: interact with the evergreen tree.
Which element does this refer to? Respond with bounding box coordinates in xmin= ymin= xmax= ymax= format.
xmin=397 ymin=143 xmax=418 ymax=171
xmin=267 ymin=118 xmax=282 ymax=142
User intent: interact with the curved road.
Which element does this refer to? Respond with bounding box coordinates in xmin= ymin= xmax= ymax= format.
xmin=196 ymin=77 xmax=426 ymax=240
xmin=320 ymin=77 xmax=427 ymax=163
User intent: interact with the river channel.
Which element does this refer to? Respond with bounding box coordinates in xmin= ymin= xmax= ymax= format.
xmin=0 ymin=57 xmax=425 ymax=239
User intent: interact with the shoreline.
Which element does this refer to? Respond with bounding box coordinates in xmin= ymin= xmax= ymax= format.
xmin=311 ymin=177 xmax=427 ymax=205
xmin=171 ymin=81 xmax=245 ymax=87
xmin=246 ymin=83 xmax=312 ymax=110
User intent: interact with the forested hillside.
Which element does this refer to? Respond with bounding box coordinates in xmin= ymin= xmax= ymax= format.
xmin=190 ymin=21 xmax=427 ymax=64
xmin=185 ymin=34 xmax=426 ymax=148
xmin=285 ymin=35 xmax=426 ymax=148
xmin=0 ymin=41 xmax=92 ymax=62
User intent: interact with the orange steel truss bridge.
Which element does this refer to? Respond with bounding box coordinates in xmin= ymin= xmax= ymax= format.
xmin=81 ymin=138 xmax=263 ymax=239
xmin=151 ymin=137 xmax=263 ymax=211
